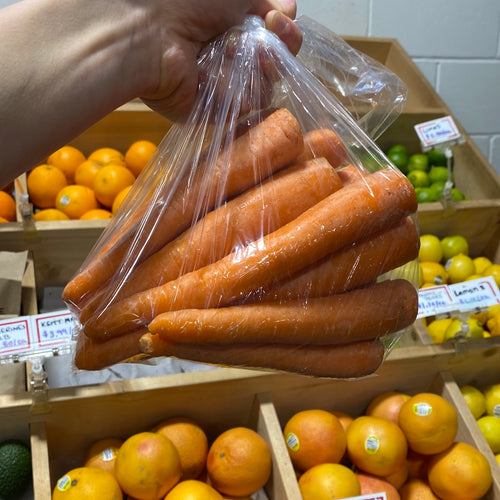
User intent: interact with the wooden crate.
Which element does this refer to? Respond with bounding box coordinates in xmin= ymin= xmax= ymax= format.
xmin=0 ymin=345 xmax=490 ymax=499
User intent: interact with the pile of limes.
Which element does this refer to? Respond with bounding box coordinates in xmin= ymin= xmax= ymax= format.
xmin=418 ymin=232 xmax=500 ymax=343
xmin=385 ymin=144 xmax=467 ymax=203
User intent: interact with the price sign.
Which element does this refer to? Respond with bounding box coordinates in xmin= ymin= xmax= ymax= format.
xmin=33 ymin=311 xmax=76 ymax=348
xmin=0 ymin=318 xmax=31 ymax=354
xmin=417 ymin=285 xmax=459 ymax=319
xmin=349 ymin=493 xmax=387 ymax=500
xmin=414 ymin=116 xmax=462 ymax=150
xmin=448 ymin=276 xmax=500 ymax=312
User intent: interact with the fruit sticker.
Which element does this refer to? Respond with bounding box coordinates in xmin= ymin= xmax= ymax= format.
xmin=413 ymin=402 xmax=432 ymax=417
xmin=285 ymin=432 xmax=300 ymax=452
xmin=100 ymin=447 xmax=116 ymax=461
xmin=55 ymin=474 xmax=72 ymax=491
xmin=364 ymin=435 xmax=380 ymax=455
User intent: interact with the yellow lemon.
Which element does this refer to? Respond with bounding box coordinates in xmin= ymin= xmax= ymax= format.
xmin=465 ymin=274 xmax=483 ymax=281
xmin=420 ymin=261 xmax=448 ymax=286
xmin=426 ymin=318 xmax=453 ymax=344
xmin=482 ymin=264 xmax=500 ymax=287
xmin=486 ymin=314 xmax=500 ymax=337
xmin=460 ymin=385 xmax=486 ymax=419
xmin=483 ymin=384 xmax=500 ymax=417
xmin=418 ymin=234 xmax=443 ymax=263
xmin=445 ymin=253 xmax=476 ymax=284
xmin=477 ymin=416 xmax=500 ymax=454
xmin=473 ymin=256 xmax=493 ymax=275
xmin=496 ymin=454 xmax=500 ymax=467
xmin=444 ymin=318 xmax=484 ymax=341
xmin=487 ymin=304 xmax=500 ymax=319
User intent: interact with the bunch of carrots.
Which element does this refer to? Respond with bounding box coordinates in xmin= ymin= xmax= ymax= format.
xmin=63 ymin=108 xmax=419 ymax=378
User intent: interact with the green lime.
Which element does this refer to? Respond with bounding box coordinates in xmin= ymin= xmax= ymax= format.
xmin=450 ymin=188 xmax=467 ymax=201
xmin=0 ymin=440 xmax=31 ymax=499
xmin=427 ymin=148 xmax=448 ymax=167
xmin=386 ymin=144 xmax=409 ymax=156
xmin=407 ymin=169 xmax=430 ymax=188
xmin=429 ymin=166 xmax=453 ymax=184
xmin=407 ymin=153 xmax=430 ymax=172
xmin=387 ymin=151 xmax=409 ymax=174
xmin=441 ymin=235 xmax=469 ymax=260
xmin=415 ymin=187 xmax=437 ymax=203
xmin=429 ymin=181 xmax=446 ymax=200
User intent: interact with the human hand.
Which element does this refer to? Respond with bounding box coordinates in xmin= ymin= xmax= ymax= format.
xmin=139 ymin=0 xmax=302 ymax=122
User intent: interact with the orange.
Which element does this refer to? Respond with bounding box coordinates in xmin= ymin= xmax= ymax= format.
xmin=0 ymin=216 xmax=9 ymax=223
xmin=47 ymin=145 xmax=86 ymax=183
xmin=427 ymin=441 xmax=492 ymax=500
xmin=125 ymin=140 xmax=157 ymax=177
xmin=112 ymin=185 xmax=133 ymax=214
xmin=283 ymin=409 xmax=347 ymax=471
xmin=52 ymin=466 xmax=122 ymax=499
xmin=365 ymin=390 xmax=411 ymax=424
xmin=385 ymin=457 xmax=409 ymax=489
xmin=33 ymin=208 xmax=70 ymax=221
xmin=298 ymin=463 xmax=361 ymax=500
xmin=330 ymin=410 xmax=354 ymax=432
xmin=80 ymin=208 xmax=113 ymax=220
xmin=0 ymin=190 xmax=16 ymax=221
xmin=357 ymin=472 xmax=400 ymax=500
xmin=93 ymin=164 xmax=136 ymax=208
xmin=153 ymin=416 xmax=209 ymax=480
xmin=398 ymin=393 xmax=458 ymax=455
xmin=27 ymin=164 xmax=68 ymax=209
xmin=164 ymin=479 xmax=223 ymax=499
xmin=346 ymin=415 xmax=408 ymax=476
xmin=206 ymin=426 xmax=271 ymax=498
xmin=55 ymin=185 xmax=99 ymax=219
xmin=83 ymin=437 xmax=124 ymax=475
xmin=406 ymin=449 xmax=429 ymax=480
xmin=399 ymin=478 xmax=439 ymax=499
xmin=74 ymin=159 xmax=102 ymax=189
xmin=114 ymin=431 xmax=181 ymax=500
xmin=88 ymin=147 xmax=126 ymax=166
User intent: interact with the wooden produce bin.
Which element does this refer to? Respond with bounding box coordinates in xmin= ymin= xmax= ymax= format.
xmin=6 ymin=345 xmax=493 ymax=498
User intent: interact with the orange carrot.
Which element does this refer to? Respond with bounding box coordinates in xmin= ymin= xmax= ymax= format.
xmin=148 ymin=279 xmax=417 ymax=345
xmin=63 ymin=108 xmax=304 ymax=308
xmin=74 ymin=328 xmax=147 ymax=371
xmin=139 ymin=335 xmax=385 ymax=378
xmin=337 ymin=164 xmax=366 ymax=185
xmin=257 ymin=216 xmax=418 ymax=301
xmin=83 ymin=167 xmax=417 ymax=339
xmin=297 ymin=129 xmax=348 ymax=168
xmin=79 ymin=157 xmax=344 ymax=321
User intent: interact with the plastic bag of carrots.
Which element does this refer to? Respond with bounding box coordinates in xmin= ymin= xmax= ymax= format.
xmin=63 ymin=16 xmax=420 ymax=378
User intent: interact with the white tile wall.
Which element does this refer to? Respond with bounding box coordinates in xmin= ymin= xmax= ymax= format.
xmin=297 ymin=0 xmax=500 ymax=175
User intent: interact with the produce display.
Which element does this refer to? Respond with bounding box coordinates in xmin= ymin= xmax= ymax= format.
xmin=24 ymin=140 xmax=157 ymax=220
xmin=283 ymin=390 xmax=494 ymax=500
xmin=417 ymin=232 xmax=500 ymax=343
xmin=52 ymin=417 xmax=271 ymax=500
xmin=385 ymin=144 xmax=467 ymax=203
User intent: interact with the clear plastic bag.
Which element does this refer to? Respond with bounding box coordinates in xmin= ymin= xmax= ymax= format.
xmin=63 ymin=16 xmax=419 ymax=377
xmin=296 ymin=15 xmax=408 ymax=140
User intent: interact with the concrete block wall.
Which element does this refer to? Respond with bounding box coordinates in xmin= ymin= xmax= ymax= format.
xmin=297 ymin=0 xmax=500 ymax=175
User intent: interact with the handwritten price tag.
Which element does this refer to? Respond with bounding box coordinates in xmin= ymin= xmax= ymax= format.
xmin=33 ymin=311 xmax=76 ymax=348
xmin=0 ymin=318 xmax=31 ymax=354
xmin=418 ymin=277 xmax=500 ymax=319
xmin=414 ymin=116 xmax=462 ymax=149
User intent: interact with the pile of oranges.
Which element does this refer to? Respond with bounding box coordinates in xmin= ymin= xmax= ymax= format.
xmin=26 ymin=140 xmax=157 ymax=221
xmin=283 ymin=389 xmax=493 ymax=500
xmin=52 ymin=416 xmax=272 ymax=500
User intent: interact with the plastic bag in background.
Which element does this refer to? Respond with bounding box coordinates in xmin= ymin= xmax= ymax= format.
xmin=63 ymin=16 xmax=420 ymax=377
xmin=295 ymin=16 xmax=408 ymax=141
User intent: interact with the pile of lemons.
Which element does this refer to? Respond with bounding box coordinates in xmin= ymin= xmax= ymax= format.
xmin=418 ymin=233 xmax=500 ymax=343
xmin=460 ymin=383 xmax=500 ymax=464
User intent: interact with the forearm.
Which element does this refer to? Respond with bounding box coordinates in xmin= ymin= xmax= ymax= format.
xmin=0 ymin=0 xmax=155 ymax=186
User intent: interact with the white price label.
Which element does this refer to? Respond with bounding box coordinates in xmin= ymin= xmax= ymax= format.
xmin=0 ymin=318 xmax=32 ymax=354
xmin=348 ymin=493 xmax=387 ymax=500
xmin=414 ymin=116 xmax=461 ymax=149
xmin=448 ymin=276 xmax=500 ymax=312
xmin=417 ymin=285 xmax=457 ymax=319
xmin=33 ymin=311 xmax=76 ymax=348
